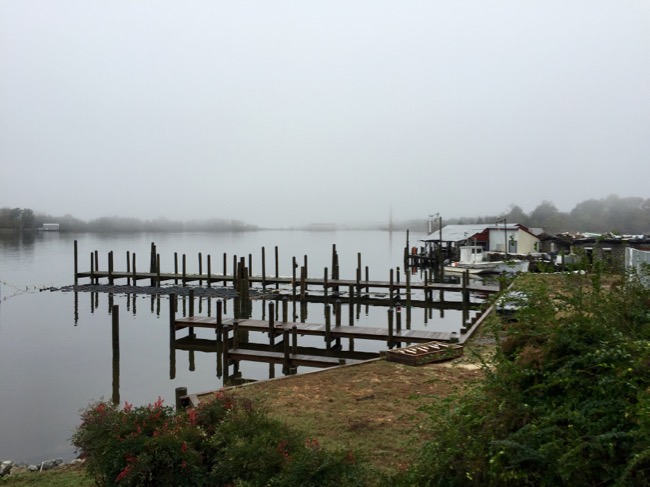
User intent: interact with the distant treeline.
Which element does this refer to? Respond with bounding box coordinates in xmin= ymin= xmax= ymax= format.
xmin=2 ymin=194 xmax=649 ymax=235
xmin=394 ymin=194 xmax=650 ymax=235
xmin=0 ymin=208 xmax=258 ymax=233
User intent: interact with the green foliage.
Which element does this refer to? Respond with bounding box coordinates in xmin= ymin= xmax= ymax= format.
xmin=72 ymin=391 xmax=367 ymax=487
xmin=396 ymin=272 xmax=650 ymax=486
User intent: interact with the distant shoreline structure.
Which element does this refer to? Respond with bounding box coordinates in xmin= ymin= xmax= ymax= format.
xmin=36 ymin=223 xmax=60 ymax=232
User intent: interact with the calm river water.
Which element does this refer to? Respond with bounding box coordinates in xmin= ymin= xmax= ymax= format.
xmin=0 ymin=229 xmax=471 ymax=463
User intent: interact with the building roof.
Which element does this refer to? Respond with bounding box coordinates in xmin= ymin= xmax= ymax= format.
xmin=422 ymin=223 xmax=523 ymax=242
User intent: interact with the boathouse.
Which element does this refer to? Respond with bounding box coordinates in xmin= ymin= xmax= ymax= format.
xmin=420 ymin=223 xmax=541 ymax=260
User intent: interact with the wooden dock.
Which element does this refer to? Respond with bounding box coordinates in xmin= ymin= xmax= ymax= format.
xmin=175 ymin=316 xmax=456 ymax=343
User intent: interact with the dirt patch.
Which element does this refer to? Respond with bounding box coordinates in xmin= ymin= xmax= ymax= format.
xmin=221 ymin=353 xmax=486 ymax=476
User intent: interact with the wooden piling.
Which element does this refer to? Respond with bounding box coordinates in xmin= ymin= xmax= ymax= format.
xmin=174 ymin=253 xmax=178 ymax=284
xmin=274 ymin=246 xmax=279 ymax=290
xmin=283 ymin=329 xmax=290 ymax=371
xmin=175 ymin=387 xmax=187 ymax=410
xmin=348 ymin=284 xmax=354 ymax=326
xmin=365 ymin=266 xmax=369 ymax=295
xmin=207 ymin=255 xmax=212 ymax=288
xmin=216 ymin=299 xmax=223 ymax=340
xmin=232 ymin=255 xmax=237 ymax=288
xmin=108 ymin=251 xmax=114 ymax=285
xmin=268 ymin=302 xmax=275 ymax=346
xmin=222 ymin=326 xmax=229 ymax=371
xmin=292 ymin=325 xmax=298 ymax=355
xmin=282 ymin=297 xmax=288 ymax=323
xmin=261 ymin=247 xmax=266 ymax=289
xmin=198 ymin=252 xmax=203 ymax=285
xmin=223 ymin=253 xmax=227 ymax=285
xmin=387 ymin=307 xmax=394 ymax=347
xmin=156 ymin=254 xmax=161 ymax=286
xmin=182 ymin=254 xmax=187 ymax=286
xmin=73 ymin=240 xmax=78 ymax=284
xmin=233 ymin=322 xmax=239 ymax=349
xmin=335 ymin=299 xmax=341 ymax=327
xmin=126 ymin=251 xmax=131 ymax=286
xmin=300 ymin=266 xmax=307 ymax=300
xmin=325 ymin=304 xmax=331 ymax=349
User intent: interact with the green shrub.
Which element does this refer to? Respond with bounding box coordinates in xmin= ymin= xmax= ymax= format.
xmin=397 ymin=272 xmax=650 ymax=486
xmin=72 ymin=391 xmax=368 ymax=486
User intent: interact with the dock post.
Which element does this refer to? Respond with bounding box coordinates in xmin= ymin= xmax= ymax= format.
xmin=108 ymin=251 xmax=114 ymax=285
xmin=216 ymin=299 xmax=223 ymax=341
xmin=269 ymin=302 xmax=275 ymax=347
xmin=248 ymin=253 xmax=253 ymax=286
xmin=283 ymin=329 xmax=290 ymax=374
xmin=325 ymin=304 xmax=331 ymax=349
xmin=111 ymin=304 xmax=120 ymax=405
xmin=189 ymin=289 xmax=195 ymax=317
xmin=335 ymin=299 xmax=341 ymax=327
xmin=222 ymin=325 xmax=229 ymax=372
xmin=232 ymin=255 xmax=238 ymax=289
xmin=274 ymin=246 xmax=279 ymax=290
xmin=223 ymin=253 xmax=227 ymax=285
xmin=149 ymin=244 xmax=156 ymax=286
xmin=131 ymin=253 xmax=137 ymax=285
xmin=182 ymin=254 xmax=187 ymax=286
xmin=156 ymin=254 xmax=161 ymax=286
xmin=292 ymin=325 xmax=298 ymax=356
xmin=462 ymin=270 xmax=469 ymax=317
xmin=207 ymin=255 xmax=212 ymax=288
xmin=233 ymin=322 xmax=239 ymax=349
xmin=126 ymin=251 xmax=131 ymax=286
xmin=174 ymin=253 xmax=178 ymax=284
xmin=93 ymin=250 xmax=98 ymax=283
xmin=169 ymin=292 xmax=176 ymax=334
xmin=73 ymin=240 xmax=78 ymax=284
xmin=348 ymin=284 xmax=354 ymax=326
xmin=292 ymin=256 xmax=297 ymax=300
xmin=406 ymin=265 xmax=411 ymax=305
xmin=300 ymin=266 xmax=307 ymax=300
xmin=356 ymin=267 xmax=361 ymax=296
xmin=389 ymin=269 xmax=394 ymax=303
xmin=396 ymin=302 xmax=402 ymax=333
xmin=365 ymin=266 xmax=369 ymax=296
xmin=396 ymin=267 xmax=401 ymax=301
xmin=261 ymin=246 xmax=266 ymax=289
xmin=388 ymin=307 xmax=394 ymax=348
xmin=198 ymin=252 xmax=203 ymax=286
xmin=175 ymin=387 xmax=187 ymax=410
xmin=282 ymin=297 xmax=288 ymax=323
xmin=323 ymin=268 xmax=328 ymax=302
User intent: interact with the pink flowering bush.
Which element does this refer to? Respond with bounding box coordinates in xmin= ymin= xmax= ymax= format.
xmin=72 ymin=391 xmax=367 ymax=486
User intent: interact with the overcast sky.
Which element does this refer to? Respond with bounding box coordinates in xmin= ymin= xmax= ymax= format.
xmin=1 ymin=1 xmax=649 ymax=227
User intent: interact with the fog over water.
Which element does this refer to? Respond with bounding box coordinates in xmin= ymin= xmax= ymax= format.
xmin=2 ymin=1 xmax=649 ymax=227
